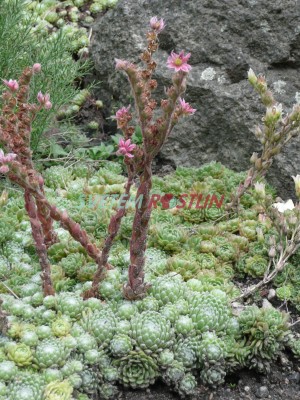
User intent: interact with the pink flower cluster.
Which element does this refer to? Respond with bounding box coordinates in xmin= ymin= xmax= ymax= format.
xmin=37 ymin=92 xmax=52 ymax=110
xmin=0 ymin=149 xmax=16 ymax=174
xmin=117 ymin=138 xmax=136 ymax=158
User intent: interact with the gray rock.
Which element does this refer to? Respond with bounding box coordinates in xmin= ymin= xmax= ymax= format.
xmin=90 ymin=0 xmax=300 ymax=197
xmin=255 ymin=386 xmax=269 ymax=398
xmin=288 ymin=372 xmax=300 ymax=383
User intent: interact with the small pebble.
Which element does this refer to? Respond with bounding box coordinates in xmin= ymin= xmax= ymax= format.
xmin=262 ymin=299 xmax=273 ymax=309
xmin=267 ymin=288 xmax=276 ymax=300
xmin=279 ymin=354 xmax=289 ymax=366
xmin=288 ymin=372 xmax=300 ymax=383
xmin=244 ymin=386 xmax=250 ymax=392
xmin=256 ymin=386 xmax=269 ymax=398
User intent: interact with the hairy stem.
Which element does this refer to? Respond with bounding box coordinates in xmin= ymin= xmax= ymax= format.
xmin=24 ymin=190 xmax=55 ymax=296
xmin=83 ymin=166 xmax=135 ymax=299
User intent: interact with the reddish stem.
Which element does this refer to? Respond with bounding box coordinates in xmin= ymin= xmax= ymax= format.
xmin=83 ymin=166 xmax=135 ymax=299
xmin=24 ymin=190 xmax=55 ymax=296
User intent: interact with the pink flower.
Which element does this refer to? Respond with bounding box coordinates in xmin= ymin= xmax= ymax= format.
xmin=2 ymin=79 xmax=19 ymax=92
xmin=150 ymin=16 xmax=165 ymax=33
xmin=37 ymin=91 xmax=52 ymax=109
xmin=0 ymin=165 xmax=9 ymax=174
xmin=0 ymin=149 xmax=16 ymax=163
xmin=117 ymin=138 xmax=136 ymax=158
xmin=115 ymin=105 xmax=131 ymax=128
xmin=32 ymin=63 xmax=42 ymax=73
xmin=116 ymin=105 xmax=131 ymax=120
xmin=179 ymin=98 xmax=196 ymax=115
xmin=167 ymin=51 xmax=192 ymax=72
xmin=0 ymin=149 xmax=16 ymax=174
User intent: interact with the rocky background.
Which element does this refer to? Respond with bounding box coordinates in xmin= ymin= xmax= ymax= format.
xmin=90 ymin=0 xmax=300 ymax=197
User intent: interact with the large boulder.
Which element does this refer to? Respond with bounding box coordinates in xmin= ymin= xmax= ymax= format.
xmin=90 ymin=0 xmax=300 ymax=197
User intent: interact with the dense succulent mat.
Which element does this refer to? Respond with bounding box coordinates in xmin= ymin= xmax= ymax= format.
xmin=0 ymin=161 xmax=299 ymax=399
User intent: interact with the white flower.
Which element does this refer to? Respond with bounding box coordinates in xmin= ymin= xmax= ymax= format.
xmin=272 ymin=199 xmax=295 ymax=213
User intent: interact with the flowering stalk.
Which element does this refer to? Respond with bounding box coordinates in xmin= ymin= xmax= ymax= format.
xmin=0 ymin=65 xmax=57 ymax=247
xmin=83 ymin=164 xmax=135 ymax=299
xmin=115 ymin=17 xmax=196 ymax=299
xmin=227 ymin=69 xmax=300 ymax=210
xmin=83 ymin=104 xmax=138 ymax=298
xmin=0 ymin=66 xmax=108 ymax=296
xmin=6 ymin=160 xmax=106 ymax=280
xmin=235 ymin=183 xmax=300 ymax=300
xmin=0 ymin=298 xmax=8 ymax=335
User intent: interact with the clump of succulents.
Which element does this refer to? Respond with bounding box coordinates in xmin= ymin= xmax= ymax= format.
xmin=238 ymin=305 xmax=290 ymax=372
xmin=0 ymin=152 xmax=297 ymax=397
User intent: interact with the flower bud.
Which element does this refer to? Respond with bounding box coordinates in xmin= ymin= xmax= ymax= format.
xmin=0 ymin=165 xmax=9 ymax=174
xmin=268 ymin=246 xmax=276 ymax=258
xmin=250 ymin=152 xmax=258 ymax=164
xmin=264 ymin=104 xmax=282 ymax=126
xmin=254 ymin=182 xmax=265 ymax=199
xmin=32 ymin=63 xmax=42 ymax=73
xmin=150 ymin=16 xmax=165 ymax=33
xmin=292 ymin=175 xmax=300 ymax=199
xmin=248 ymin=68 xmax=257 ymax=86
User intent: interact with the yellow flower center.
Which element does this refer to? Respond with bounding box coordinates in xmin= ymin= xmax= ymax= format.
xmin=174 ymin=58 xmax=183 ymax=66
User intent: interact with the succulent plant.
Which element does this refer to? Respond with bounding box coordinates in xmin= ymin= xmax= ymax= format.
xmin=7 ymin=372 xmax=45 ymax=400
xmin=150 ymin=224 xmax=187 ymax=253
xmin=110 ymin=334 xmax=133 ymax=357
xmin=238 ymin=306 xmax=290 ymax=372
xmin=244 ymin=255 xmax=268 ymax=278
xmin=7 ymin=343 xmax=33 ymax=367
xmin=116 ymin=351 xmax=159 ymax=389
xmin=59 ymin=253 xmax=86 ymax=278
xmin=34 ymin=338 xmax=70 ymax=368
xmin=57 ymin=294 xmax=84 ymax=320
xmin=150 ymin=274 xmax=186 ymax=306
xmin=44 ymin=379 xmax=73 ymax=400
xmin=200 ymin=365 xmax=226 ymax=387
xmin=90 ymin=310 xmax=117 ymax=346
xmin=189 ymin=291 xmax=230 ymax=333
xmin=178 ymin=373 xmax=197 ymax=396
xmin=0 ymin=360 xmax=17 ymax=381
xmin=130 ymin=311 xmax=174 ymax=354
xmin=173 ymin=338 xmax=197 ymax=369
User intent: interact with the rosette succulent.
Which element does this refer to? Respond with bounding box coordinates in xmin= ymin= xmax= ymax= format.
xmin=110 ymin=334 xmax=133 ymax=357
xmin=189 ymin=291 xmax=230 ymax=333
xmin=34 ymin=338 xmax=70 ymax=368
xmin=116 ymin=351 xmax=158 ymax=389
xmin=150 ymin=274 xmax=185 ymax=306
xmin=150 ymin=224 xmax=187 ymax=253
xmin=7 ymin=372 xmax=45 ymax=400
xmin=44 ymin=379 xmax=73 ymax=400
xmin=7 ymin=343 xmax=33 ymax=367
xmin=131 ymin=311 xmax=174 ymax=354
